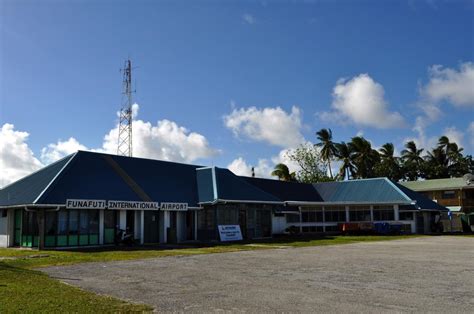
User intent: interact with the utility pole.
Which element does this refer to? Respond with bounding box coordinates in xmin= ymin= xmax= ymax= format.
xmin=117 ymin=59 xmax=134 ymax=157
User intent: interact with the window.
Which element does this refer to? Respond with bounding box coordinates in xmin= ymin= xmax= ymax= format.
xmin=373 ymin=206 xmax=394 ymax=221
xmin=80 ymin=210 xmax=89 ymax=234
xmin=349 ymin=206 xmax=371 ymax=222
xmin=69 ymin=210 xmax=79 ymax=235
xmin=325 ymin=210 xmax=346 ymax=222
xmin=302 ymin=226 xmax=323 ymax=233
xmin=399 ymin=212 xmax=414 ymax=221
xmin=1 ymin=209 xmax=7 ymax=218
xmin=442 ymin=191 xmax=456 ymax=199
xmin=286 ymin=214 xmax=300 ymax=223
xmin=89 ymin=210 xmax=99 ymax=234
xmin=301 ymin=210 xmax=323 ymax=222
xmin=58 ymin=210 xmax=68 ymax=235
xmin=45 ymin=212 xmax=57 ymax=235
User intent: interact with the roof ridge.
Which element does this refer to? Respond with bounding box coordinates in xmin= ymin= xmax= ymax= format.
xmin=33 ymin=152 xmax=78 ymax=204
xmin=384 ymin=178 xmax=412 ymax=202
xmin=0 ymin=153 xmax=75 ymax=191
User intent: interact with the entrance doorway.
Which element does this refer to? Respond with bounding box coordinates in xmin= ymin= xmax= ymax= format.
xmin=126 ymin=210 xmax=135 ymax=234
xmin=167 ymin=211 xmax=177 ymax=244
xmin=185 ymin=211 xmax=195 ymax=241
xmin=144 ymin=211 xmax=160 ymax=243
xmin=239 ymin=209 xmax=247 ymax=239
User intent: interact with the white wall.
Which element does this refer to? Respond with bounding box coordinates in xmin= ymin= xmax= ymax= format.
xmin=0 ymin=209 xmax=9 ymax=248
xmin=272 ymin=215 xmax=287 ymax=234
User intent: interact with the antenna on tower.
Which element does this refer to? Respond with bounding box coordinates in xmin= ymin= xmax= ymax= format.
xmin=117 ymin=59 xmax=134 ymax=157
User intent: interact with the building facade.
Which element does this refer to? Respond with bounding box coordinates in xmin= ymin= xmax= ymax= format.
xmin=0 ymin=151 xmax=447 ymax=249
xmin=401 ymin=176 xmax=474 ymax=232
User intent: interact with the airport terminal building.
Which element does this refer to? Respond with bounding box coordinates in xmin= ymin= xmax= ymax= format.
xmin=0 ymin=151 xmax=446 ymax=248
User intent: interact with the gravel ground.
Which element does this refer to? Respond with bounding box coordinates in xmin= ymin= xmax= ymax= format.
xmin=42 ymin=236 xmax=474 ymax=313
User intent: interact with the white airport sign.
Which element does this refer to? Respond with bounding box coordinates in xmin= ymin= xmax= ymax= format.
xmin=160 ymin=203 xmax=188 ymax=211
xmin=66 ymin=199 xmax=107 ymax=209
xmin=218 ymin=225 xmax=243 ymax=242
xmin=108 ymin=200 xmax=159 ymax=210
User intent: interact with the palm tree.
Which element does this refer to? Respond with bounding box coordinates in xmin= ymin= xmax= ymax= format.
xmin=316 ymin=128 xmax=337 ymax=178
xmin=348 ymin=136 xmax=380 ymax=178
xmin=376 ymin=143 xmax=401 ymax=181
xmin=401 ymin=141 xmax=424 ymax=181
xmin=271 ymin=163 xmax=295 ymax=181
xmin=335 ymin=142 xmax=354 ymax=180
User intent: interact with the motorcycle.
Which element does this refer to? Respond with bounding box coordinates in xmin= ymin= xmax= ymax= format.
xmin=115 ymin=227 xmax=135 ymax=245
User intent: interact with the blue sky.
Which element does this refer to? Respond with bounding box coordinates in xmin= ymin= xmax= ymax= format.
xmin=1 ymin=0 xmax=473 ymax=185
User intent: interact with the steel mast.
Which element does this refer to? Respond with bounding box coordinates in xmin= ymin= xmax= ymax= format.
xmin=117 ymin=59 xmax=133 ymax=157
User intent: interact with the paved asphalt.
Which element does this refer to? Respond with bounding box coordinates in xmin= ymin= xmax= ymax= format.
xmin=42 ymin=236 xmax=474 ymax=313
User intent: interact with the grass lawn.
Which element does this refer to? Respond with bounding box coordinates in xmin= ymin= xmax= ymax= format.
xmin=0 ymin=235 xmax=421 ymax=312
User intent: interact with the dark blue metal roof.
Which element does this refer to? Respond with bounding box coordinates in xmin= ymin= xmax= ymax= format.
xmin=196 ymin=168 xmax=215 ymax=203
xmin=313 ymin=178 xmax=411 ymax=203
xmin=394 ymin=182 xmax=448 ymax=211
xmin=0 ymin=154 xmax=74 ymax=206
xmin=212 ymin=168 xmax=282 ymax=203
xmin=241 ymin=177 xmax=323 ymax=202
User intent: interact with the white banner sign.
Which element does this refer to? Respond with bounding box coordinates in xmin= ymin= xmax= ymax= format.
xmin=218 ymin=225 xmax=243 ymax=242
xmin=66 ymin=199 xmax=107 ymax=209
xmin=160 ymin=203 xmax=188 ymax=211
xmin=108 ymin=200 xmax=159 ymax=210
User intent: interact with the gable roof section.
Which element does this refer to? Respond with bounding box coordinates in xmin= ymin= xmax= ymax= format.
xmin=197 ymin=167 xmax=282 ymax=204
xmin=0 ymin=154 xmax=75 ymax=206
xmin=109 ymin=154 xmax=202 ymax=206
xmin=313 ymin=178 xmax=412 ymax=204
xmin=241 ymin=177 xmax=323 ymax=202
xmin=394 ymin=182 xmax=448 ymax=211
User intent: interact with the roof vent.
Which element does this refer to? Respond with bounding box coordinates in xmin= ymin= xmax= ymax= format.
xmin=463 ymin=173 xmax=474 ymax=185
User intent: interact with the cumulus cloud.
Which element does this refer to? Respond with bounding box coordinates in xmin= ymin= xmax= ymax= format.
xmin=41 ymin=137 xmax=87 ymax=164
xmin=421 ymin=62 xmax=474 ymax=107
xmin=228 ymin=147 xmax=302 ymax=179
xmin=242 ymin=13 xmax=256 ymax=24
xmin=228 ymin=157 xmax=273 ymax=178
xmin=443 ymin=126 xmax=464 ymax=148
xmin=101 ymin=117 xmax=218 ymax=163
xmin=223 ymin=106 xmax=305 ymax=147
xmin=320 ymin=74 xmax=405 ymax=129
xmin=0 ymin=124 xmax=43 ymax=187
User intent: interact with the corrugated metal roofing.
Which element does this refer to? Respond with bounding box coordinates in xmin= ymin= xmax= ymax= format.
xmin=400 ymin=178 xmax=473 ymax=191
xmin=394 ymin=182 xmax=447 ymax=211
xmin=241 ymin=177 xmax=323 ymax=202
xmin=313 ymin=178 xmax=411 ymax=203
xmin=0 ymin=154 xmax=74 ymax=206
xmin=213 ymin=168 xmax=282 ymax=203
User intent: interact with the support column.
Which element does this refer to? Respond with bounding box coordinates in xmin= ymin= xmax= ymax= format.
xmin=370 ymin=205 xmax=374 ymax=222
xmin=37 ymin=209 xmax=45 ymax=250
xmin=298 ymin=206 xmax=302 ymax=234
xmin=345 ymin=206 xmax=350 ymax=222
xmin=140 ymin=210 xmax=144 ymax=245
xmin=322 ymin=206 xmax=326 ymax=233
xmin=394 ymin=205 xmax=400 ymax=221
xmin=99 ymin=209 xmax=104 ymax=245
xmin=119 ymin=210 xmax=126 ymax=230
xmin=194 ymin=210 xmax=198 ymax=241
xmin=163 ymin=211 xmax=170 ymax=243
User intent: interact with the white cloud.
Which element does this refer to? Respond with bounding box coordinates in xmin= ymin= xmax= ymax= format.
xmin=228 ymin=157 xmax=273 ymax=178
xmin=468 ymin=122 xmax=474 ymax=152
xmin=320 ymin=74 xmax=405 ymax=129
xmin=40 ymin=137 xmax=87 ymax=164
xmin=422 ymin=62 xmax=474 ymax=107
xmin=101 ymin=117 xmax=218 ymax=163
xmin=443 ymin=126 xmax=464 ymax=148
xmin=223 ymin=106 xmax=305 ymax=147
xmin=242 ymin=13 xmax=256 ymax=24
xmin=0 ymin=124 xmax=43 ymax=187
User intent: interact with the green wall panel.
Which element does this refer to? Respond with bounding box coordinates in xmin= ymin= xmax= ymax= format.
xmin=89 ymin=234 xmax=99 ymax=245
xmin=68 ymin=235 xmax=78 ymax=246
xmin=79 ymin=235 xmax=89 ymax=246
xmin=57 ymin=235 xmax=67 ymax=246
xmin=45 ymin=236 xmax=56 ymax=247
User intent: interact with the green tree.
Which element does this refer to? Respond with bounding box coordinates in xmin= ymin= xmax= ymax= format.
xmin=287 ymin=144 xmax=332 ymax=183
xmin=335 ymin=142 xmax=355 ymax=180
xmin=374 ymin=143 xmax=402 ymax=181
xmin=271 ymin=163 xmax=295 ymax=181
xmin=348 ymin=136 xmax=380 ymax=179
xmin=401 ymin=141 xmax=424 ymax=181
xmin=315 ymin=128 xmax=337 ymax=179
